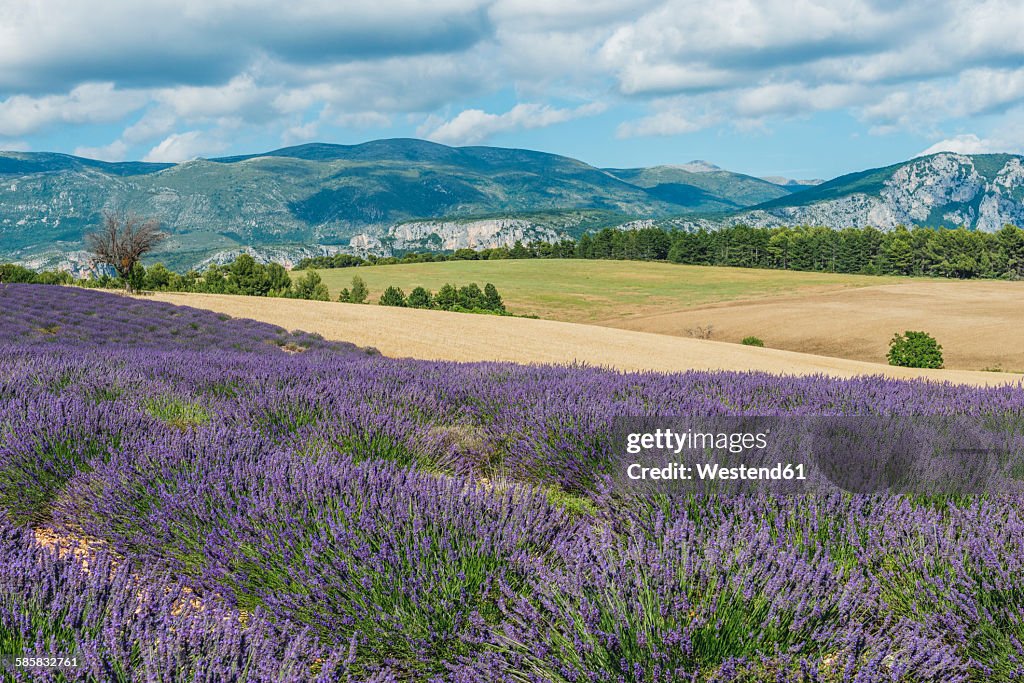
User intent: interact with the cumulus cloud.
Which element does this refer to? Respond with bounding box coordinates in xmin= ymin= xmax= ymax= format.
xmin=281 ymin=121 xmax=320 ymax=146
xmin=0 ymin=139 xmax=29 ymax=152
xmin=73 ymin=139 xmax=129 ymax=161
xmin=917 ymin=128 xmax=1024 ymax=157
xmin=616 ymin=111 xmax=705 ymax=138
xmin=153 ymin=75 xmax=277 ymax=121
xmin=601 ymin=0 xmax=1024 ymax=140
xmin=0 ymin=82 xmax=147 ymax=136
xmin=421 ymin=102 xmax=605 ymax=145
xmin=2 ymin=0 xmax=1024 ymax=154
xmin=916 ymin=135 xmax=997 ymax=156
xmin=142 ymin=130 xmax=226 ymax=162
xmin=489 ymin=0 xmax=658 ymax=32
xmin=0 ymin=1 xmax=492 ymax=93
xmin=122 ymin=109 xmax=177 ymax=145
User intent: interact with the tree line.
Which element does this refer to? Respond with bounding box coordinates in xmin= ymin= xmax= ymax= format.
xmin=0 ymin=255 xmax=333 ymax=302
xmin=297 ymin=224 xmax=1024 ymax=280
xmin=6 ymin=219 xmax=1024 ymax=294
xmin=377 ymin=282 xmax=507 ymax=314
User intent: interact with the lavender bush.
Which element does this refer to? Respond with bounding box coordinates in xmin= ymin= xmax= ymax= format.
xmin=1 ymin=283 xmax=1023 ymax=681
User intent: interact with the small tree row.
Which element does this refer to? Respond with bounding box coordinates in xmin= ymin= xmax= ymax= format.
xmin=7 ymin=254 xmax=333 ymax=302
xmin=378 ymin=282 xmax=506 ymax=313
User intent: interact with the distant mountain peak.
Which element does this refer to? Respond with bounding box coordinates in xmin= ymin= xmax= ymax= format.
xmin=668 ymin=160 xmax=722 ymax=173
xmin=761 ymin=176 xmax=825 ymax=188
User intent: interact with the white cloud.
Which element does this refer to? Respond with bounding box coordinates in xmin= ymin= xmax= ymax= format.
xmin=0 ymin=82 xmax=147 ymax=136
xmin=917 ymin=129 xmax=1024 ymax=157
xmin=154 ymin=74 xmax=275 ymax=120
xmin=0 ymin=1 xmax=493 ymax=92
xmin=0 ymin=139 xmax=29 ymax=152
xmin=268 ymin=51 xmax=496 ymax=114
xmin=122 ymin=109 xmax=177 ymax=145
xmin=2 ymin=0 xmax=1024 ymax=151
xmin=616 ymin=111 xmax=705 ymax=138
xmin=861 ymin=68 xmax=1024 ymax=132
xmin=489 ymin=0 xmax=658 ymax=31
xmin=73 ymin=139 xmax=129 ymax=161
xmin=735 ymin=82 xmax=870 ymax=119
xmin=593 ymin=0 xmax=1024 ymax=138
xmin=143 ymin=130 xmax=226 ymax=162
xmin=916 ymin=135 xmax=996 ymax=156
xmin=281 ymin=121 xmax=319 ymax=146
xmin=421 ymin=102 xmax=605 ymax=145
xmin=599 ymin=0 xmax=915 ymax=94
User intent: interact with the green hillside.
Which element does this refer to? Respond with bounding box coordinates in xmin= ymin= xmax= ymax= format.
xmin=4 ymin=142 xmax=1023 ymax=271
xmin=606 ymin=165 xmax=793 ymax=210
xmin=0 ymin=139 xmax=802 ymax=269
xmin=306 ymin=259 xmax=897 ymax=323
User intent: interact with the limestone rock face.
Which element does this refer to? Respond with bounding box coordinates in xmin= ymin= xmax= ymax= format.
xmin=728 ymin=153 xmax=1024 ymax=232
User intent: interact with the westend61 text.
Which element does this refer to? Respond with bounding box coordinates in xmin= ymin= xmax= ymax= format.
xmin=626 ymin=462 xmax=807 ymax=481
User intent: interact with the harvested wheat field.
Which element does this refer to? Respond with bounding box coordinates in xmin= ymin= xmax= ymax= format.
xmin=605 ymin=280 xmax=1024 ymax=372
xmin=307 ymin=260 xmax=1022 ymax=372
xmin=146 ymin=292 xmax=1023 ymax=387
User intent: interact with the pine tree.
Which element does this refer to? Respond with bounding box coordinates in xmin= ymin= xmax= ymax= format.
xmin=349 ymin=276 xmax=369 ymax=304
xmin=379 ymin=286 xmax=407 ymax=307
xmin=435 ymin=283 xmax=459 ymax=310
xmin=483 ymin=283 xmax=505 ymax=312
xmin=457 ymin=283 xmax=484 ymax=309
xmin=407 ymin=286 xmax=433 ymax=308
xmin=291 ymin=271 xmax=330 ymax=300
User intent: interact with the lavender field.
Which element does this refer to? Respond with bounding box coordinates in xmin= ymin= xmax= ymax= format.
xmin=1 ymin=283 xmax=1023 ymax=682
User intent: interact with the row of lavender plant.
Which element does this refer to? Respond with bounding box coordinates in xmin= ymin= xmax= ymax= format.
xmin=0 ymin=515 xmax=395 ymax=682
xmin=1 ymin=283 xmax=1023 ymax=681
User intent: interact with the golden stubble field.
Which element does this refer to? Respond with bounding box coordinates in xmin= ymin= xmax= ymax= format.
xmin=605 ymin=280 xmax=1024 ymax=372
xmin=147 ymin=291 xmax=1024 ymax=387
xmin=305 ymin=259 xmax=1024 ymax=372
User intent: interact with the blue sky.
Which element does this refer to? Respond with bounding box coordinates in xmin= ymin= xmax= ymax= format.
xmin=1 ymin=0 xmax=1022 ymax=180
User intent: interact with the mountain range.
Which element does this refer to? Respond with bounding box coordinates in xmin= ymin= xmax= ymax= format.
xmin=1 ymin=138 xmax=1022 ymax=272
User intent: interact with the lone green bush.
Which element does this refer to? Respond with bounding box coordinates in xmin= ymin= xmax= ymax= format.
xmin=379 ymin=286 xmax=407 ymax=307
xmin=741 ymin=336 xmax=764 ymax=347
xmin=339 ymin=275 xmax=369 ymax=304
xmin=887 ymin=331 xmax=943 ymax=369
xmin=407 ymin=286 xmax=434 ymax=309
xmin=349 ymin=276 xmax=369 ymax=304
xmin=289 ymin=271 xmax=330 ymax=301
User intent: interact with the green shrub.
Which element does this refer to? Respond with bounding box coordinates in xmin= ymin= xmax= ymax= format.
xmin=457 ymin=283 xmax=485 ymax=309
xmin=483 ymin=283 xmax=505 ymax=312
xmin=0 ymin=263 xmax=38 ymax=283
xmin=741 ymin=336 xmax=764 ymax=347
xmin=144 ymin=263 xmax=175 ymax=290
xmin=407 ymin=286 xmax=434 ymax=309
xmin=349 ymin=275 xmax=368 ymax=304
xmin=339 ymin=275 xmax=370 ymax=304
xmin=379 ymin=286 xmax=407 ymax=307
xmin=887 ymin=330 xmax=944 ymax=369
xmin=434 ymin=283 xmax=459 ymax=309
xmin=290 ymin=271 xmax=330 ymax=301
xmin=126 ymin=263 xmax=147 ymax=292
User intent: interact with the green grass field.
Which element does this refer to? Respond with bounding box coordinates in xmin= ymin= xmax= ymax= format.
xmin=304 ymin=260 xmax=901 ymax=323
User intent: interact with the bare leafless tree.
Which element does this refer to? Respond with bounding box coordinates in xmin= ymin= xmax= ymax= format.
xmin=85 ymin=211 xmax=166 ymax=291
